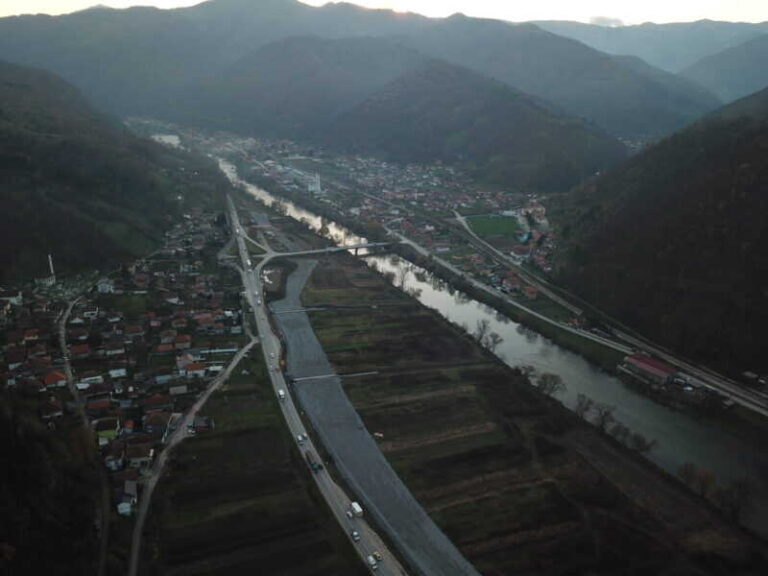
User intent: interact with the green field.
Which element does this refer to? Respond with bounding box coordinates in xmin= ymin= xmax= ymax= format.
xmin=467 ymin=215 xmax=522 ymax=237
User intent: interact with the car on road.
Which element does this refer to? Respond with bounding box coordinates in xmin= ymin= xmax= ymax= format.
xmin=269 ymin=352 xmax=275 ymax=359
xmin=278 ymin=389 xmax=286 ymax=400
xmin=297 ymin=434 xmax=305 ymax=445
xmin=350 ymin=530 xmax=360 ymax=542
xmin=366 ymin=555 xmax=378 ymax=571
xmin=372 ymin=551 xmax=382 ymax=562
xmin=345 ymin=510 xmax=354 ymax=519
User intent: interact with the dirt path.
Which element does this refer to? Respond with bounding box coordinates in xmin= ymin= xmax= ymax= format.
xmin=127 ymin=337 xmax=258 ymax=576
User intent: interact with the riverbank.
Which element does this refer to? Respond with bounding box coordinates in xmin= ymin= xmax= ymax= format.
xmin=300 ymin=252 xmax=767 ymax=574
xmin=218 ymin=156 xmax=768 ymax=538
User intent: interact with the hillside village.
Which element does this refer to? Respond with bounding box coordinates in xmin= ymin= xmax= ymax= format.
xmin=0 ymin=209 xmax=245 ymax=521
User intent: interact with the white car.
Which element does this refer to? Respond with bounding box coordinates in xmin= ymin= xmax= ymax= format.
xmin=350 ymin=530 xmax=360 ymax=542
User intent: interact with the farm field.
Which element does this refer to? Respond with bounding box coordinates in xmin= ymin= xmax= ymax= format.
xmin=467 ymin=215 xmax=522 ymax=238
xmin=303 ymin=253 xmax=765 ymax=575
xmin=146 ymin=354 xmax=364 ymax=576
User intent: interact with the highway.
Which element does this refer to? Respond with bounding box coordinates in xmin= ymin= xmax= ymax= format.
xmin=227 ymin=196 xmax=409 ymax=575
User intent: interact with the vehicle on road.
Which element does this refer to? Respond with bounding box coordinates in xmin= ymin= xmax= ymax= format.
xmin=346 ymin=510 xmax=354 ymax=519
xmin=269 ymin=352 xmax=275 ymax=359
xmin=297 ymin=433 xmax=305 ymax=445
xmin=305 ymin=451 xmax=324 ymax=472
xmin=351 ymin=530 xmax=360 ymax=542
xmin=372 ymin=551 xmax=382 ymax=562
xmin=366 ymin=555 xmax=378 ymax=571
xmin=350 ymin=501 xmax=364 ymax=518
xmin=278 ymin=389 xmax=286 ymax=400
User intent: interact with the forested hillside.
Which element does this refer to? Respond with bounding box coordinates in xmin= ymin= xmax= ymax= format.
xmin=0 ymin=0 xmax=721 ymax=143
xmin=535 ymin=20 xmax=768 ymax=72
xmin=402 ymin=15 xmax=721 ymax=138
xmin=328 ymin=60 xmax=627 ymax=190
xmin=682 ymin=34 xmax=768 ymax=102
xmin=554 ymin=88 xmax=768 ymax=374
xmin=0 ymin=60 xmax=228 ymax=282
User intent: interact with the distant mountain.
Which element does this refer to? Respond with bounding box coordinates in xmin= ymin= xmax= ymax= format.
xmin=327 ymin=60 xmax=627 ymax=191
xmin=162 ymin=36 xmax=625 ymax=191
xmin=169 ymin=36 xmax=424 ymax=139
xmin=0 ymin=0 xmax=430 ymax=116
xmin=554 ymin=88 xmax=768 ymax=374
xmin=0 ymin=60 xmax=227 ymax=282
xmin=401 ymin=16 xmax=721 ymax=138
xmin=534 ymin=20 xmax=768 ymax=72
xmin=681 ymin=34 xmax=768 ymax=102
xmin=0 ymin=1 xmax=719 ymax=141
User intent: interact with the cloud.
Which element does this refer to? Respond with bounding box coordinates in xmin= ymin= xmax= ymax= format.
xmin=589 ymin=16 xmax=625 ymax=27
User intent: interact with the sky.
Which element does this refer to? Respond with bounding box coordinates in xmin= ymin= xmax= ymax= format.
xmin=0 ymin=0 xmax=766 ymax=25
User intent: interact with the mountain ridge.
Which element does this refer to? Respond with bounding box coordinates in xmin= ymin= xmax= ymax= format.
xmin=0 ymin=60 xmax=227 ymax=282
xmin=554 ymin=87 xmax=768 ymax=374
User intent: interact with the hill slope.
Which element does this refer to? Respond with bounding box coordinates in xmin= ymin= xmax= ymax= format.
xmin=168 ymin=36 xmax=425 ymax=139
xmin=0 ymin=1 xmax=720 ymax=140
xmin=0 ymin=60 xmax=227 ymax=282
xmin=402 ymin=16 xmax=721 ymax=138
xmin=682 ymin=34 xmax=768 ymax=102
xmin=554 ymin=88 xmax=768 ymax=374
xmin=327 ymin=60 xmax=627 ymax=191
xmin=535 ymin=20 xmax=768 ymax=72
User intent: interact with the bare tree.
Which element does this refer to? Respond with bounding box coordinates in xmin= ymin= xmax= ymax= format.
xmin=714 ymin=479 xmax=754 ymax=522
xmin=536 ymin=373 xmax=565 ymax=397
xmin=397 ymin=266 xmax=409 ymax=289
xmin=694 ymin=468 xmax=716 ymax=498
xmin=678 ymin=462 xmax=698 ymax=487
xmin=483 ymin=332 xmax=503 ymax=353
xmin=628 ymin=433 xmax=657 ymax=454
xmin=593 ymin=403 xmax=616 ymax=432
xmin=610 ymin=422 xmax=631 ymax=444
xmin=519 ymin=365 xmax=537 ymax=378
xmin=574 ymin=394 xmax=594 ymax=419
xmin=474 ymin=319 xmax=491 ymax=343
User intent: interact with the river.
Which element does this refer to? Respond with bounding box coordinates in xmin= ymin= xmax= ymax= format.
xmin=219 ymin=159 xmax=768 ymax=536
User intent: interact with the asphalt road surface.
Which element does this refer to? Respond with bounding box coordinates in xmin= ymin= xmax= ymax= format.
xmin=228 ymin=197 xmax=408 ymax=575
xmin=271 ymin=259 xmax=480 ymax=576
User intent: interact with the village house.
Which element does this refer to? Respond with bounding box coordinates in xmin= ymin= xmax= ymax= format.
xmin=43 ymin=370 xmax=67 ymax=389
xmin=97 ymin=277 xmax=115 ymax=294
xmin=103 ymin=441 xmax=126 ymax=472
xmin=174 ymin=334 xmax=192 ymax=350
xmin=622 ymin=354 xmax=677 ymax=386
xmin=143 ymin=411 xmax=172 ymax=435
xmin=126 ymin=443 xmax=154 ymax=470
xmin=183 ymin=362 xmax=207 ymax=379
xmin=40 ymin=397 xmax=64 ymax=421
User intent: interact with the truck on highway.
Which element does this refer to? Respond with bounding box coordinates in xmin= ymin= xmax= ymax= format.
xmin=305 ymin=451 xmax=323 ymax=472
xmin=278 ymin=389 xmax=286 ymax=400
xmin=350 ymin=501 xmax=363 ymax=518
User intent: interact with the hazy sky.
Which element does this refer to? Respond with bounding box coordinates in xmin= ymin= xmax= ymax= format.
xmin=0 ymin=0 xmax=766 ymax=24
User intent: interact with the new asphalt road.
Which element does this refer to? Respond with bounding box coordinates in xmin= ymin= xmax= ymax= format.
xmin=271 ymin=259 xmax=480 ymax=576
